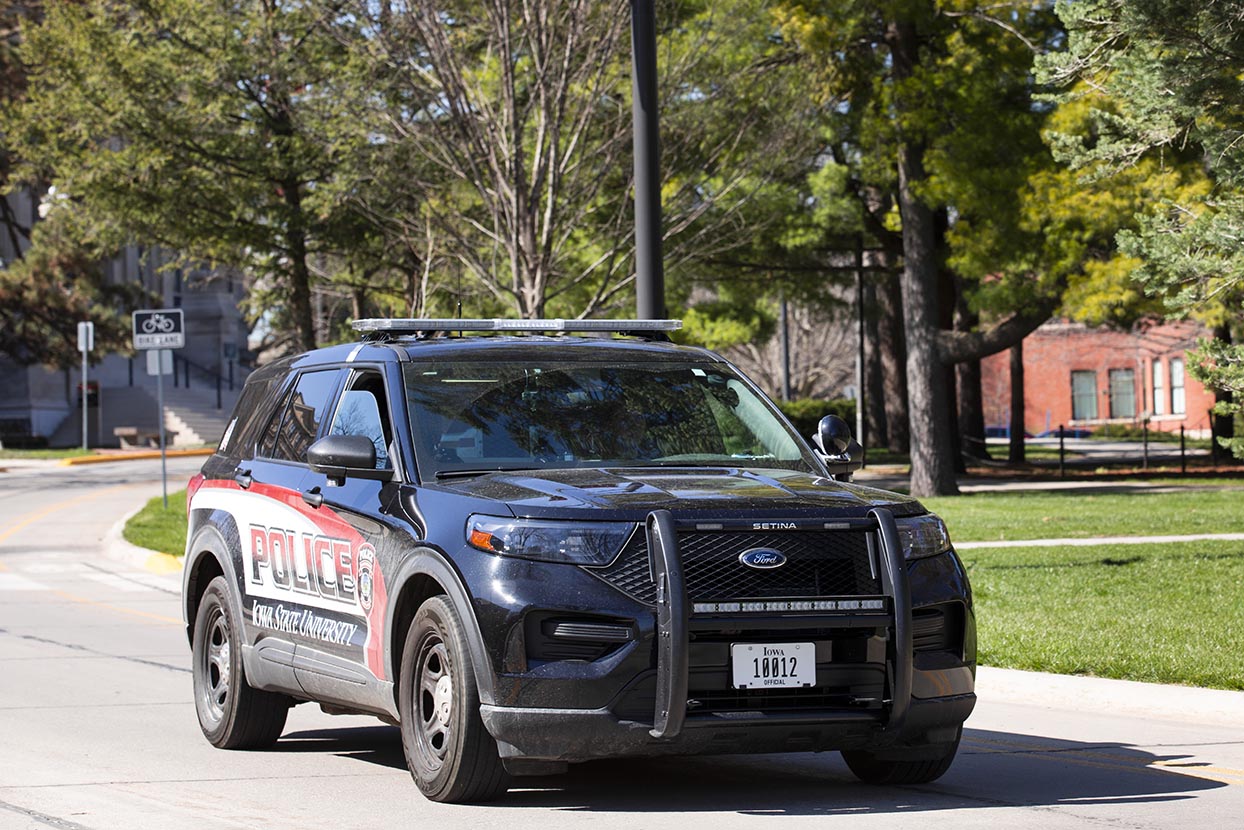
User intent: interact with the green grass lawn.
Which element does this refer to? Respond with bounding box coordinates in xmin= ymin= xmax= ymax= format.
xmin=962 ymin=538 xmax=1244 ymax=690
xmin=123 ymin=489 xmax=188 ymax=556
xmin=924 ymin=485 xmax=1244 ymax=543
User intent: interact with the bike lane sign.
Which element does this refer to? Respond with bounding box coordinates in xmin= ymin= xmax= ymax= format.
xmin=132 ymin=309 xmax=185 ymax=350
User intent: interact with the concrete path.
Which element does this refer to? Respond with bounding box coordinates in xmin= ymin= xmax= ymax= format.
xmin=956 ymin=532 xmax=1244 ymax=550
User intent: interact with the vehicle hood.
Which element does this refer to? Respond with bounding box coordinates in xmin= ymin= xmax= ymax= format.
xmin=436 ymin=466 xmax=924 ymax=520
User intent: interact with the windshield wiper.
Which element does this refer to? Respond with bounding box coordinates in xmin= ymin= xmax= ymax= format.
xmin=434 ymin=466 xmax=544 ymax=479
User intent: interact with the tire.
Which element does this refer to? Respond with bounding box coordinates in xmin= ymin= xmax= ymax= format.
xmin=192 ymin=576 xmax=290 ymax=749
xmin=399 ymin=595 xmax=508 ymax=803
xmin=841 ymin=729 xmax=961 ymax=785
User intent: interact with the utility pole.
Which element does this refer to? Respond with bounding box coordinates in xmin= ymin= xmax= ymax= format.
xmin=631 ymin=0 xmax=664 ymax=319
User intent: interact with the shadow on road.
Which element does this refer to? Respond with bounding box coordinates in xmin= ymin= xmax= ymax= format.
xmin=278 ymin=725 xmax=1223 ymax=812
xmin=275 ymin=725 xmax=408 ymax=771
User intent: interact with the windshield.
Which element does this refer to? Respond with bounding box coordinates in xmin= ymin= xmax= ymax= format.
xmin=402 ymin=360 xmax=818 ymax=478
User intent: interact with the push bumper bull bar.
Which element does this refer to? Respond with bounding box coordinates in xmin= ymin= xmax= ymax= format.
xmin=644 ymin=506 xmax=913 ymax=740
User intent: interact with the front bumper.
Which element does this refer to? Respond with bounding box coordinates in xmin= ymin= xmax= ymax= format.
xmin=478 ymin=507 xmax=975 ymax=761
xmin=482 ymin=693 xmax=975 ymax=762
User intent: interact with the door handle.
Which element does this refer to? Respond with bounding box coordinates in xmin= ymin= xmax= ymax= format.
xmin=234 ymin=469 xmax=253 ymax=489
xmin=302 ymin=486 xmax=323 ymax=509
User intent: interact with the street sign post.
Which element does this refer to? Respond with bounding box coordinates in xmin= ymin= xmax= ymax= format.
xmin=77 ymin=322 xmax=94 ymax=452
xmin=132 ymin=309 xmax=185 ymax=350
xmin=146 ymin=349 xmax=173 ymax=376
xmin=132 ymin=309 xmax=185 ymax=508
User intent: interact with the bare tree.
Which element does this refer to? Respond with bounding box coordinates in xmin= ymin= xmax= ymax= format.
xmin=342 ymin=0 xmax=811 ymax=318
xmin=725 ymin=303 xmax=854 ymax=402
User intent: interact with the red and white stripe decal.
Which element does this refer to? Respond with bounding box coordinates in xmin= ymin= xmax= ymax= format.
xmin=192 ymin=479 xmax=389 ymax=680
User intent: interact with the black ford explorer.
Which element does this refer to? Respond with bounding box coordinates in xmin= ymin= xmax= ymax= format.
xmin=181 ymin=318 xmax=975 ymax=803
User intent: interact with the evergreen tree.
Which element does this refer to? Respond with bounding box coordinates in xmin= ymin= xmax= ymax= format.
xmin=1039 ymin=0 xmax=1244 ymax=455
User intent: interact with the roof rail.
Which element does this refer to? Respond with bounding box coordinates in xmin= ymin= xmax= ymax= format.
xmin=352 ymin=318 xmax=682 ymax=340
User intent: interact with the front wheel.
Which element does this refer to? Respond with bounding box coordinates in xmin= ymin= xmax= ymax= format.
xmin=841 ymin=729 xmax=961 ymax=785
xmin=399 ymin=595 xmax=508 ymax=803
xmin=192 ymin=576 xmax=290 ymax=749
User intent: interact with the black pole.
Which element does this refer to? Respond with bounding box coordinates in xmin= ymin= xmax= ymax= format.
xmin=1142 ymin=420 xmax=1149 ymax=470
xmin=779 ymin=291 xmax=791 ymax=402
xmin=855 ymin=236 xmax=866 ymax=456
xmin=1059 ymin=424 xmax=1065 ymax=479
xmin=1180 ymin=424 xmax=1186 ymax=475
xmin=631 ymin=0 xmax=664 ymax=319
xmin=1210 ymin=410 xmax=1218 ymax=464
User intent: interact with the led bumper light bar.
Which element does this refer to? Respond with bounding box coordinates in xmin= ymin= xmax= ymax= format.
xmin=692 ymin=598 xmax=887 ymax=615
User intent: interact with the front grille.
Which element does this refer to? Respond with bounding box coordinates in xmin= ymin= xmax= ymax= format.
xmin=681 ymin=530 xmax=879 ymax=600
xmin=589 ymin=530 xmax=658 ymax=604
xmin=586 ymin=526 xmax=881 ymax=605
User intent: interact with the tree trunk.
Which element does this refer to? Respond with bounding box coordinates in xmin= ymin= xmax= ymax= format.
xmin=896 ymin=144 xmax=957 ymax=496
xmin=877 ymin=270 xmax=909 ymax=453
xmin=955 ymin=298 xmax=987 ymax=461
xmin=958 ymin=359 xmax=986 ymax=460
xmin=862 ymin=275 xmax=888 ymax=451
xmin=889 ymin=15 xmax=957 ymax=497
xmin=284 ymin=188 xmax=317 ymax=352
xmin=1008 ymin=341 xmax=1026 ymax=464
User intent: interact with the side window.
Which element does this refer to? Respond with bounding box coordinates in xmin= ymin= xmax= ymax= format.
xmin=219 ymin=382 xmax=268 ymax=456
xmin=258 ymin=385 xmax=293 ymax=459
xmin=329 ymin=370 xmax=394 ymax=469
xmin=261 ymin=369 xmax=342 ymax=463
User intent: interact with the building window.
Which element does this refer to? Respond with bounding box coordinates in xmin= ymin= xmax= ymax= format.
xmin=1109 ymin=369 xmax=1136 ymax=419
xmin=1152 ymin=359 xmax=1165 ymax=416
xmin=1171 ymin=357 xmax=1186 ymax=415
xmin=1071 ymin=371 xmax=1097 ymax=420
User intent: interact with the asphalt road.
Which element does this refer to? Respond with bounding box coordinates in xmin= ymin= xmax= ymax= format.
xmin=0 ymin=458 xmax=1241 ymax=829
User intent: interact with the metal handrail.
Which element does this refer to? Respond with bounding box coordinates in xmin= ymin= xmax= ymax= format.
xmin=171 ymin=353 xmax=248 ymax=409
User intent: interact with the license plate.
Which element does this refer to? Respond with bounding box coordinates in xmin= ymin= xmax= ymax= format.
xmin=730 ymin=642 xmax=816 ymax=689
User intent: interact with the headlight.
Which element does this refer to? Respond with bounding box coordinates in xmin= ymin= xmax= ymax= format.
xmin=466 ymin=515 xmax=635 ymax=565
xmin=894 ymin=514 xmax=952 ymax=559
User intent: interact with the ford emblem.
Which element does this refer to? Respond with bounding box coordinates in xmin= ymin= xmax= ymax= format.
xmin=739 ymin=548 xmax=786 ymax=569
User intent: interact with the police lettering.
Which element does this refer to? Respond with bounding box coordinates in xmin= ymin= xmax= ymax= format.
xmin=249 ymin=524 xmax=357 ymax=604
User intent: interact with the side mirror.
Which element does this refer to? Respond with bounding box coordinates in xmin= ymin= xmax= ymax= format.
xmin=811 ymin=414 xmax=863 ymax=480
xmin=814 ymin=414 xmax=852 ymax=455
xmin=307 ymin=434 xmax=393 ymax=483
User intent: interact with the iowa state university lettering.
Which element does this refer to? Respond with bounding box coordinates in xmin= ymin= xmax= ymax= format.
xmin=249 ymin=523 xmax=369 ymax=606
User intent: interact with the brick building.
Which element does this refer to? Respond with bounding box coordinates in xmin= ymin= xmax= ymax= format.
xmin=980 ymin=319 xmax=1217 ymax=437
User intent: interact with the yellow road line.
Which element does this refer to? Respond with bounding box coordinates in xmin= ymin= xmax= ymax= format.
xmin=0 ymin=483 xmax=138 ymax=546
xmin=53 ymin=590 xmax=182 ymax=626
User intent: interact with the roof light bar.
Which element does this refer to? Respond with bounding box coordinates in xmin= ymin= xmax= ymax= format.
xmin=353 ymin=318 xmax=682 ymax=334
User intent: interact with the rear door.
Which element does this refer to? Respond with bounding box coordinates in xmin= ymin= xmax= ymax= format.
xmin=228 ymin=367 xmax=345 ymax=686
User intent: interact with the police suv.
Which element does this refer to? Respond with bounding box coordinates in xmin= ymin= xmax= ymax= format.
xmin=181 ymin=319 xmax=975 ymax=802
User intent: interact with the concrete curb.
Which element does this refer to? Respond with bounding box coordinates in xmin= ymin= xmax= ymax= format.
xmin=103 ymin=505 xmax=183 ymax=576
xmin=62 ymin=448 xmax=213 ymax=466
xmin=977 ymin=666 xmax=1244 ymax=727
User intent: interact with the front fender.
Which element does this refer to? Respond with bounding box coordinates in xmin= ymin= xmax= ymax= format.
xmin=386 ymin=547 xmax=497 ymax=706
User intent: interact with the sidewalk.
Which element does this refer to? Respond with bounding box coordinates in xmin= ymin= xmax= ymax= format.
xmin=978 ymin=666 xmax=1244 ymax=728
xmin=956 ymin=531 xmax=1244 ymax=550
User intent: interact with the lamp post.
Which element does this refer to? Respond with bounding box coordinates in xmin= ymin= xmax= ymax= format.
xmin=631 ymin=0 xmax=664 ymax=319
